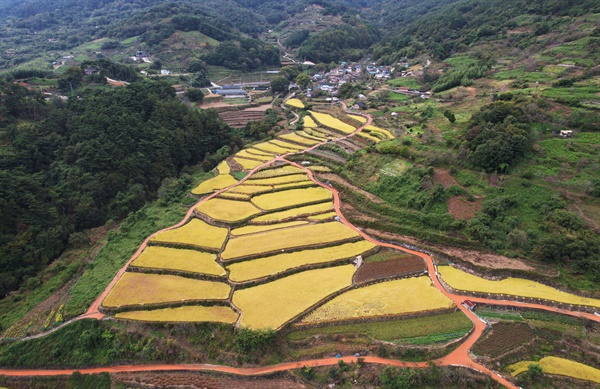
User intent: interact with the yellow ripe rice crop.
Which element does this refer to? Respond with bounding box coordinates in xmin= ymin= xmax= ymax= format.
xmin=251 ymin=165 xmax=305 ymax=179
xmin=227 ymin=240 xmax=377 ymax=282
xmin=301 ymin=277 xmax=454 ymax=324
xmin=102 ymin=273 xmax=230 ymax=308
xmin=364 ymin=125 xmax=394 ymax=140
xmin=221 ymin=221 xmax=361 ymax=260
xmin=234 ymin=157 xmax=264 ymax=170
xmin=228 ymin=185 xmax=273 ymax=195
xmin=251 ymin=187 xmax=331 ymax=211
xmin=308 ymin=165 xmax=332 ymax=172
xmin=285 ymin=98 xmax=305 ymax=108
xmin=273 ymin=181 xmax=315 ymax=190
xmin=508 ymin=356 xmax=600 ymax=383
xmin=348 ymin=114 xmax=367 ymax=123
xmin=246 ymin=173 xmax=310 ymax=186
xmin=231 ymin=220 xmax=309 ymax=236
xmin=439 ymin=266 xmax=600 ymax=308
xmin=196 ymin=198 xmax=262 ymax=223
xmin=306 ymin=127 xmax=333 ymax=138
xmin=235 ymin=150 xmax=273 ymax=162
xmin=303 ymin=116 xmax=317 ymax=127
xmin=116 ymin=305 xmax=239 ymax=324
xmin=309 ymin=111 xmax=356 ymax=134
xmin=216 ymin=160 xmax=230 ymax=175
xmin=251 ymin=202 xmax=333 ymax=223
xmin=356 ymin=131 xmax=381 ymax=143
xmin=247 ymin=148 xmax=276 ymax=156
xmin=191 ymin=174 xmax=238 ymax=195
xmin=150 ymin=218 xmax=228 ymax=251
xmin=217 ymin=192 xmax=251 ymax=201
xmin=253 ymin=142 xmax=297 ymax=155
xmin=296 ymin=130 xmax=326 ymax=141
xmin=308 ymin=211 xmax=337 ymax=221
xmin=269 ymin=139 xmax=305 ymax=150
xmin=132 ymin=246 xmax=225 ymax=276
xmin=279 ymin=133 xmax=321 ymax=146
xmin=233 ymin=265 xmax=355 ymax=329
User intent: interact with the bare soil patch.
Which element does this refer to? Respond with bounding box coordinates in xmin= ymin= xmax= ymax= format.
xmin=317 ymin=173 xmax=384 ymax=204
xmin=447 ymin=196 xmax=482 ymax=220
xmin=432 ymin=168 xmax=460 ymax=189
xmin=341 ymin=203 xmax=377 ymax=222
xmin=306 ymin=149 xmax=346 ymax=164
xmin=488 ymin=173 xmax=499 ymax=187
xmin=354 ymin=257 xmax=426 ymax=284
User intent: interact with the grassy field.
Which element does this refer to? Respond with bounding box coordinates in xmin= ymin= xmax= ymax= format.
xmin=131 ymin=246 xmax=225 ymax=276
xmin=227 ymin=240 xmax=377 ymax=282
xmin=232 ymin=265 xmax=355 ymax=329
xmin=190 ymin=174 xmax=238 ymax=195
xmin=508 ymin=356 xmax=600 ymax=383
xmin=250 ymin=202 xmax=334 ymax=222
xmin=439 ymin=266 xmax=600 ymax=308
xmin=379 ymin=159 xmax=412 ymax=177
xmin=309 ymin=111 xmax=356 ymax=134
xmin=251 ymin=187 xmax=332 ymax=210
xmin=195 ymin=198 xmax=262 ymax=223
xmin=301 ymin=277 xmax=454 ymax=324
xmin=233 ymin=157 xmax=264 ymax=170
xmin=115 ymin=305 xmax=238 ymax=323
xmin=285 ymin=98 xmax=305 ymax=108
xmin=288 ymin=311 xmax=472 ymax=343
xmin=230 ymin=221 xmax=309 ymax=236
xmin=101 ymin=273 xmax=230 ymax=308
xmin=221 ymin=221 xmax=361 ymax=260
xmin=246 ymin=173 xmax=310 ymax=186
xmin=150 ymin=218 xmax=228 ymax=251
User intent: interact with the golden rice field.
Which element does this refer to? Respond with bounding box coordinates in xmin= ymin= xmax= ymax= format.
xmin=250 ymin=202 xmax=334 ymax=222
xmin=191 ymin=174 xmax=238 ymax=195
xmin=296 ymin=130 xmax=325 ymax=141
xmin=230 ymin=220 xmax=309 ymax=236
xmin=251 ymin=165 xmax=305 ymax=179
xmin=251 ymin=187 xmax=332 ymax=210
xmin=150 ymin=218 xmax=228 ymax=251
xmin=356 ymin=131 xmax=381 ymax=143
xmin=233 ymin=157 xmax=264 ymax=170
xmin=196 ymin=198 xmax=262 ymax=223
xmin=221 ymin=221 xmax=361 ymax=260
xmin=308 ymin=165 xmax=332 ymax=173
xmin=270 ymin=139 xmax=305 ymax=150
xmin=301 ymin=277 xmax=455 ymax=324
xmin=232 ymin=265 xmax=356 ymax=329
xmin=102 ymin=273 xmax=230 ymax=308
xmin=116 ymin=305 xmax=239 ymax=324
xmin=285 ymin=98 xmax=305 ymax=108
xmin=246 ymin=173 xmax=310 ymax=186
xmin=228 ymin=185 xmax=273 ymax=195
xmin=508 ymin=356 xmax=600 ymax=383
xmin=227 ymin=240 xmax=377 ymax=282
xmin=348 ymin=114 xmax=367 ymax=123
xmin=308 ymin=211 xmax=337 ymax=221
xmin=305 ymin=127 xmax=333 ymax=138
xmin=246 ymin=148 xmax=276 ymax=157
xmin=215 ymin=160 xmax=230 ymax=175
xmin=253 ymin=142 xmax=298 ymax=155
xmin=309 ymin=111 xmax=356 ymax=134
xmin=303 ymin=116 xmax=317 ymax=128
xmin=131 ymin=246 xmax=225 ymax=276
xmin=217 ymin=192 xmax=251 ymax=201
xmin=438 ymin=266 xmax=600 ymax=308
xmin=273 ymin=182 xmax=315 ymax=191
xmin=279 ymin=133 xmax=321 ymax=146
xmin=235 ymin=149 xmax=274 ymax=162
xmin=364 ymin=125 xmax=394 ymax=140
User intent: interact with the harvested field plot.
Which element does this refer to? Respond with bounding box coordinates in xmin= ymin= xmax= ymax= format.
xmin=232 ymin=265 xmax=355 ymax=329
xmin=303 ymin=116 xmax=317 ymax=127
xmin=301 ymin=277 xmax=454 ymax=324
xmin=246 ymin=173 xmax=310 ymax=186
xmin=230 ymin=220 xmax=308 ymax=236
xmin=309 ymin=111 xmax=356 ymax=134
xmin=102 ymin=273 xmax=230 ymax=309
xmin=354 ymin=256 xmax=426 ymax=284
xmin=150 ymin=219 xmax=228 ymax=251
xmin=251 ymin=165 xmax=305 ymax=179
xmin=219 ymin=110 xmax=265 ymax=128
xmin=191 ymin=174 xmax=238 ymax=195
xmin=285 ymin=98 xmax=305 ymax=108
xmin=250 ymin=202 xmax=334 ymax=223
xmin=233 ymin=157 xmax=264 ymax=170
xmin=221 ymin=222 xmax=361 ymax=260
xmin=251 ymin=187 xmax=332 ymax=210
xmin=279 ymin=133 xmax=320 ymax=146
xmin=115 ymin=305 xmax=238 ymax=324
xmin=131 ymin=246 xmax=225 ymax=276
xmin=195 ymin=198 xmax=262 ymax=223
xmin=508 ymin=356 xmax=600 ymax=383
xmin=227 ymin=240 xmax=377 ymax=282
xmin=473 ymin=322 xmax=535 ymax=358
xmin=438 ymin=266 xmax=600 ymax=308
xmin=348 ymin=114 xmax=367 ymax=123
xmin=270 ymin=139 xmax=305 ymax=150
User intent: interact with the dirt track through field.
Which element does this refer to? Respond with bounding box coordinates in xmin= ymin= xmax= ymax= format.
xmin=2 ymin=103 xmax=599 ymax=389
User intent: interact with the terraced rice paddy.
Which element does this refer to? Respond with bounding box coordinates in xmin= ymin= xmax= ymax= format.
xmin=279 ymin=133 xmax=321 ymax=146
xmin=102 ymin=273 xmax=230 ymax=308
xmin=221 ymin=221 xmax=361 ymax=260
xmin=251 ymin=187 xmax=332 ymax=210
xmin=233 ymin=157 xmax=264 ymax=170
xmin=195 ymin=198 xmax=262 ymax=223
xmin=363 ymin=125 xmax=394 ymax=140
xmin=131 ymin=246 xmax=225 ymax=276
xmin=150 ymin=218 xmax=228 ymax=251
xmin=232 ymin=265 xmax=356 ymax=329
xmin=356 ymin=131 xmax=380 ymax=143
xmin=308 ymin=212 xmax=337 ymax=221
xmin=230 ymin=221 xmax=309 ymax=236
xmin=246 ymin=148 xmax=275 ymax=157
xmin=217 ymin=192 xmax=251 ymax=201
xmin=235 ymin=150 xmax=273 ymax=162
xmin=253 ymin=142 xmax=298 ymax=155
xmin=191 ymin=174 xmax=238 ymax=195
xmin=227 ymin=240 xmax=377 ymax=282
xmin=285 ymin=98 xmax=305 ymax=108
xmin=251 ymin=165 xmax=305 ymax=179
xmin=303 ymin=116 xmax=317 ymax=127
xmin=246 ymin=173 xmax=310 ymax=186
xmin=270 ymin=139 xmax=305 ymax=150
xmin=296 ymin=131 xmax=325 ymax=141
xmin=115 ymin=305 xmax=239 ymax=323
xmin=348 ymin=114 xmax=367 ymax=123
xmin=438 ymin=266 xmax=600 ymax=308
xmin=301 ymin=277 xmax=454 ymax=324
xmin=273 ymin=181 xmax=315 ymax=190
xmin=250 ymin=202 xmax=334 ymax=223
xmin=215 ymin=160 xmax=230 ymax=174
xmin=508 ymin=356 xmax=600 ymax=383
xmin=309 ymin=111 xmax=356 ymax=134
xmin=227 ymin=185 xmax=273 ymax=195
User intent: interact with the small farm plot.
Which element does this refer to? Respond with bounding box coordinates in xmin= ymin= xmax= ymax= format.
xmin=308 ymin=212 xmax=337 ymax=221
xmin=347 ymin=114 xmax=367 ymax=124
xmin=251 ymin=187 xmax=332 ymax=211
xmin=215 ymin=160 xmax=230 ymax=174
xmin=102 ymin=273 xmax=230 ymax=309
xmin=269 ymin=139 xmax=306 ymax=150
xmin=438 ymin=266 xmax=600 ymax=308
xmin=235 ymin=150 xmax=274 ymax=162
xmin=227 ymin=240 xmax=378 ymax=282
xmin=246 ymin=173 xmax=311 ymax=186
xmin=230 ymin=220 xmax=309 ymax=236
xmin=508 ymin=356 xmax=600 ymax=383
xmin=355 ymin=132 xmax=380 ymax=143
xmin=301 ymin=277 xmax=455 ymax=324
xmin=296 ymin=131 xmax=325 ymax=142
xmin=150 ymin=218 xmax=228 ymax=251
xmin=279 ymin=133 xmax=321 ymax=146
xmin=309 ymin=111 xmax=356 ymax=134
xmin=217 ymin=192 xmax=251 ymax=201
xmin=253 ymin=142 xmax=298 ymax=155
xmin=246 ymin=148 xmax=276 ymax=157
xmin=354 ymin=254 xmax=426 ymax=283
xmin=273 ymin=181 xmax=316 ymax=191
xmin=232 ymin=265 xmax=356 ymax=329
xmin=233 ymin=157 xmax=264 ymax=170
xmin=363 ymin=125 xmax=394 ymax=140
xmin=191 ymin=174 xmax=238 ymax=195
xmin=115 ymin=305 xmax=239 ymax=324
xmin=195 ymin=198 xmax=262 ymax=223
xmin=221 ymin=222 xmax=361 ymax=261
xmin=472 ymin=322 xmax=536 ymax=358
xmin=250 ymin=202 xmax=334 ymax=223
xmin=303 ymin=116 xmax=318 ymax=128
xmin=227 ymin=185 xmax=273 ymax=195
xmin=131 ymin=246 xmax=225 ymax=276
xmin=285 ymin=98 xmax=305 ymax=109
xmin=251 ymin=165 xmax=305 ymax=179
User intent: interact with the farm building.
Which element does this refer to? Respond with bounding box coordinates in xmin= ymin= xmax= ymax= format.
xmin=214 ymin=89 xmax=248 ymax=98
